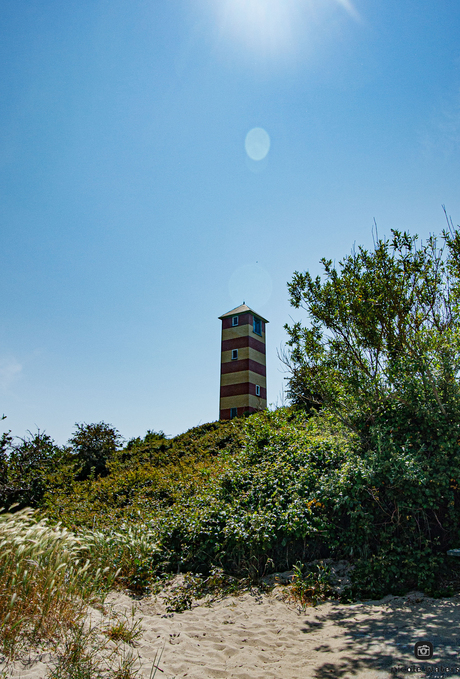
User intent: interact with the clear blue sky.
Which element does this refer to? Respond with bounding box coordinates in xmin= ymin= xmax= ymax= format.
xmin=1 ymin=0 xmax=460 ymax=444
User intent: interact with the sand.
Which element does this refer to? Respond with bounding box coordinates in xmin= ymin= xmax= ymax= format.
xmin=4 ymin=581 xmax=460 ymax=678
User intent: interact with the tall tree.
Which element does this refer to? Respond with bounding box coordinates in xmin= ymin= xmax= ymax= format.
xmin=69 ymin=422 xmax=122 ymax=480
xmin=284 ymin=226 xmax=460 ymax=436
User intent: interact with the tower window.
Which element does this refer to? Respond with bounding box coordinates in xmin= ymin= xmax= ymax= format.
xmin=232 ymin=316 xmax=239 ymax=326
xmin=231 ymin=349 xmax=238 ymax=360
xmin=230 ymin=407 xmax=238 ymax=419
xmin=255 ymin=385 xmax=261 ymax=396
xmin=253 ymin=317 xmax=262 ymax=335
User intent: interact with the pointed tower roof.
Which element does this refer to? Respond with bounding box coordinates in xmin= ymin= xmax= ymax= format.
xmin=218 ymin=304 xmax=269 ymax=323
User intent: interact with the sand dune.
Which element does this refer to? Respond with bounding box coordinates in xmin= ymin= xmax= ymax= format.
xmin=5 ymin=582 xmax=460 ymax=678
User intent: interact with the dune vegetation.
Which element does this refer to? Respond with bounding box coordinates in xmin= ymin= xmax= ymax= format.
xmin=3 ymin=225 xmax=460 ymax=672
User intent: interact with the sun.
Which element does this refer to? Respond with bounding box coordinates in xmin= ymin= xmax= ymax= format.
xmin=210 ymin=0 xmax=360 ymax=60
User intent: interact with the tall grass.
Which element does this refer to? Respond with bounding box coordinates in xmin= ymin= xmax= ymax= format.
xmin=79 ymin=523 xmax=160 ymax=592
xmin=0 ymin=507 xmax=114 ymax=660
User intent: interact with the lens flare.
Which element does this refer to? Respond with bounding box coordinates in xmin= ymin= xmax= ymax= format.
xmin=245 ymin=128 xmax=271 ymax=161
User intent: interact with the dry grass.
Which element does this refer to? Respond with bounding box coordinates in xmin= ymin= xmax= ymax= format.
xmin=103 ymin=606 xmax=143 ymax=646
xmin=0 ymin=507 xmax=114 ymax=661
xmin=0 ymin=508 xmax=170 ymax=678
xmin=47 ymin=611 xmax=146 ymax=679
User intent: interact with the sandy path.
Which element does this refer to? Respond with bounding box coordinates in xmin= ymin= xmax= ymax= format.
xmin=5 ymin=587 xmax=460 ymax=678
xmin=132 ymin=589 xmax=460 ymax=678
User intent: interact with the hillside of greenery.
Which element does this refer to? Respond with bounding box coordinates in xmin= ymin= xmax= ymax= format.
xmin=0 ymin=404 xmax=459 ymax=602
xmin=3 ymin=224 xmax=460 ymax=610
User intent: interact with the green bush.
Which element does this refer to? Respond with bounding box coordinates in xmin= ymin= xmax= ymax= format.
xmin=0 ymin=430 xmax=64 ymax=510
xmin=41 ymin=419 xmax=244 ymax=529
xmin=69 ymin=422 xmax=123 ymax=481
xmin=280 ymin=225 xmax=460 ymax=597
xmin=149 ymin=409 xmax=354 ymax=577
xmin=142 ymin=406 xmax=460 ymax=598
xmin=37 ymin=393 xmax=460 ymax=599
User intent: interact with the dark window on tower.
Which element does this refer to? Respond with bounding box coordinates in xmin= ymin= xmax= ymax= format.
xmin=230 ymin=407 xmax=238 ymax=419
xmin=255 ymin=385 xmax=261 ymax=396
xmin=232 ymin=349 xmax=238 ymax=360
xmin=232 ymin=316 xmax=239 ymax=326
xmin=253 ymin=317 xmax=262 ymax=335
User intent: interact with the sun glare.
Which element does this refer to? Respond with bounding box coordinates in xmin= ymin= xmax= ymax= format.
xmin=220 ymin=0 xmax=295 ymax=55
xmin=211 ymin=0 xmax=359 ymax=59
xmin=334 ymin=0 xmax=360 ymax=21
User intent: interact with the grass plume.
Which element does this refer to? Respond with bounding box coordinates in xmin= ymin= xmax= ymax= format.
xmin=0 ymin=507 xmax=114 ymax=660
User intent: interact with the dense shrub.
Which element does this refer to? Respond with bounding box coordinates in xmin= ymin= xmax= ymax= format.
xmin=69 ymin=422 xmax=123 ymax=480
xmin=146 ymin=407 xmax=460 ymax=596
xmin=280 ymin=225 xmax=460 ymax=596
xmin=38 ymin=406 xmax=460 ymax=598
xmin=41 ymin=419 xmax=244 ymax=528
xmin=144 ymin=410 xmax=354 ymax=577
xmin=0 ymin=430 xmax=64 ymax=510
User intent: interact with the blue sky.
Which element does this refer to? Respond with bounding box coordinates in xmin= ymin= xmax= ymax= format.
xmin=1 ymin=0 xmax=460 ymax=444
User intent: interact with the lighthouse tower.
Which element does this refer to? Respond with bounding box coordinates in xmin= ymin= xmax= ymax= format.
xmin=218 ymin=304 xmax=268 ymax=419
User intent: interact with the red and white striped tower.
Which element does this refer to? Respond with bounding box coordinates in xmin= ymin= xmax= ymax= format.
xmin=218 ymin=304 xmax=268 ymax=419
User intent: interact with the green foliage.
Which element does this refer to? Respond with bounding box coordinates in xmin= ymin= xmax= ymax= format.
xmin=69 ymin=422 xmax=123 ymax=481
xmin=145 ymin=409 xmax=354 ymax=577
xmin=285 ymin=228 xmax=460 ymax=430
xmin=0 ymin=431 xmax=13 ymax=485
xmin=0 ymin=430 xmax=64 ymax=510
xmin=279 ymin=225 xmax=460 ymax=597
xmin=164 ymin=588 xmax=193 ymax=613
xmin=42 ymin=419 xmax=244 ymax=528
xmin=37 ymin=404 xmax=460 ymax=599
xmin=290 ymin=561 xmax=336 ymax=607
xmin=142 ymin=409 xmax=460 ymax=598
xmin=120 ymin=421 xmax=242 ymax=467
xmin=337 ymin=404 xmax=460 ymax=598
